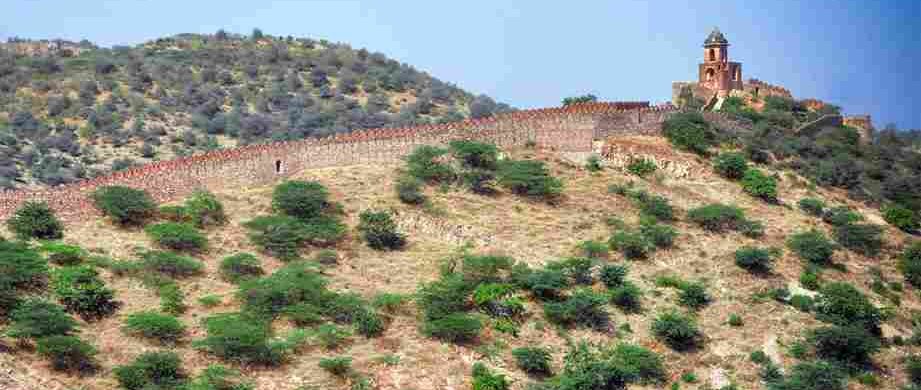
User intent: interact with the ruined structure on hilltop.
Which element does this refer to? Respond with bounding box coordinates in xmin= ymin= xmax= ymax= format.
xmin=672 ymin=28 xmax=792 ymax=108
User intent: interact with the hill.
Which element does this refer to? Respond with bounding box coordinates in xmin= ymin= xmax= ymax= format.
xmin=0 ymin=32 xmax=511 ymax=189
xmin=1 ymin=129 xmax=921 ymax=390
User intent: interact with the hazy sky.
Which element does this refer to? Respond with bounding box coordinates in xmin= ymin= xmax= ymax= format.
xmin=3 ymin=0 xmax=919 ymax=128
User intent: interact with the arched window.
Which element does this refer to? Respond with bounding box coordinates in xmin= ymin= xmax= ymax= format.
xmin=706 ymin=68 xmax=715 ymax=81
xmin=275 ymin=160 xmax=282 ymax=174
xmin=708 ymin=49 xmax=715 ymax=61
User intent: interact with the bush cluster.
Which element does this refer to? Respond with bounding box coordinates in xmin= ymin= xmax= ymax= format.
xmin=357 ymin=210 xmax=407 ymax=250
xmin=734 ymin=246 xmax=775 ymax=273
xmin=512 ymin=346 xmax=552 ymax=375
xmin=123 ymin=311 xmax=186 ymax=343
xmin=496 ymin=159 xmax=563 ymax=200
xmin=6 ymin=201 xmax=64 ymax=240
xmin=787 ymin=230 xmax=836 ymax=265
xmin=651 ymin=311 xmax=701 ymax=351
xmin=193 ymin=312 xmax=305 ymax=365
xmin=183 ymin=190 xmax=227 ymax=228
xmin=542 ymin=288 xmax=609 ymax=329
xmin=882 ymin=204 xmax=919 ymax=232
xmin=687 ymin=203 xmax=762 ymax=237
xmin=5 ymin=298 xmax=77 ymax=340
xmin=395 ymin=174 xmax=427 ymax=205
xmin=662 ymin=111 xmax=715 ymax=155
xmin=114 ymin=351 xmax=187 ymax=390
xmin=713 ymin=152 xmax=748 ymax=179
xmin=833 ymin=222 xmax=883 ymax=257
xmin=51 ymin=265 xmax=119 ymax=320
xmin=138 ymin=250 xmax=204 ymax=278
xmin=626 ymin=158 xmax=657 ymax=177
xmin=36 ymin=335 xmax=98 ymax=373
xmin=40 ymin=242 xmax=87 ymax=265
xmin=814 ymin=282 xmax=882 ymax=333
xmin=406 ymin=146 xmax=455 ymax=183
xmin=219 ymin=253 xmax=264 ymax=284
xmin=798 ymin=197 xmax=826 ymax=217
xmin=145 ymin=222 xmax=208 ymax=252
xmin=899 ymin=242 xmax=921 ymax=288
xmin=810 ymin=325 xmax=880 ymax=367
xmin=92 ymin=185 xmax=156 ymax=226
xmin=272 ymin=180 xmax=332 ymax=220
xmin=471 ymin=362 xmax=510 ymax=390
xmin=741 ymin=168 xmax=778 ymax=202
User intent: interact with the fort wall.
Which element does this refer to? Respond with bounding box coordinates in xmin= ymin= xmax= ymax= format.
xmin=0 ymin=102 xmax=677 ymax=221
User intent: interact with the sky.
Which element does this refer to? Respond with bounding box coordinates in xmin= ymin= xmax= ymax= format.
xmin=3 ymin=0 xmax=919 ymax=129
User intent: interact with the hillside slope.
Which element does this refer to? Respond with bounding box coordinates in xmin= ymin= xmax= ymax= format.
xmin=0 ymin=33 xmax=511 ymax=189
xmin=1 ymin=137 xmax=918 ymax=390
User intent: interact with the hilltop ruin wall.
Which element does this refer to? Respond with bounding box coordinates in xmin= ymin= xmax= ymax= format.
xmin=0 ymin=102 xmax=677 ymax=221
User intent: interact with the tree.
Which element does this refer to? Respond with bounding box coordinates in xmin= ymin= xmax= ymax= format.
xmin=6 ymin=201 xmax=64 ymax=240
xmin=562 ymin=94 xmax=598 ymax=106
xmin=251 ymin=28 xmax=264 ymax=40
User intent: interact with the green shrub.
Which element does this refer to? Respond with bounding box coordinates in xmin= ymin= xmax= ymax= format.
xmin=678 ymin=282 xmax=711 ymax=309
xmin=406 ymin=146 xmax=454 ymax=183
xmin=578 ymin=240 xmax=608 ymax=259
xmin=158 ymin=282 xmax=187 ymax=315
xmin=687 ymin=203 xmax=746 ymax=232
xmin=5 ymin=298 xmax=77 ymax=340
xmin=799 ymin=269 xmax=821 ymax=290
xmin=790 ymin=294 xmax=815 ymax=312
xmin=741 ymin=168 xmax=778 ymax=202
xmin=822 ymin=206 xmax=863 ymax=226
xmin=358 ymin=210 xmax=407 ymax=250
xmin=185 ymin=365 xmax=254 ymax=390
xmin=194 ymin=313 xmax=300 ymax=365
xmin=472 ymin=362 xmax=510 ymax=390
xmin=553 ymin=257 xmax=594 ymax=285
xmin=609 ymin=230 xmax=653 ymax=260
xmin=473 ymin=283 xmax=516 ymax=315
xmin=899 ymin=242 xmax=921 ymax=288
xmin=139 ymin=250 xmax=203 ymax=278
xmin=811 ymin=325 xmax=880 ymax=367
xmin=610 ymin=281 xmax=643 ymax=312
xmin=355 ymin=309 xmax=385 ymax=338
xmin=612 ymin=343 xmax=666 ymax=384
xmin=639 ymin=221 xmax=677 ymax=248
xmin=462 ymin=169 xmax=498 ymax=195
xmin=422 ymin=312 xmax=482 ymax=343
xmin=0 ymin=240 xmax=48 ymax=292
xmin=92 ymin=185 xmax=156 ymax=226
xmin=627 ymin=158 xmax=657 ymax=177
xmin=815 ymin=282 xmax=882 ymax=333
xmin=36 ymin=335 xmax=97 ymax=373
xmin=662 ymin=111 xmax=715 ymax=155
xmin=52 ymin=265 xmax=119 ymax=320
xmin=780 ymin=361 xmax=846 ymax=390
xmin=883 ymin=204 xmax=919 ymax=232
xmin=512 ymin=346 xmax=552 ymax=375
xmin=713 ymin=152 xmax=748 ymax=180
xmin=552 ymin=343 xmax=632 ymax=389
xmin=318 ymin=356 xmax=353 ymax=376
xmin=787 ymin=230 xmax=836 ymax=265
xmin=244 ymin=215 xmax=346 ymax=260
xmin=145 ymin=222 xmax=207 ymax=252
xmin=449 ymin=140 xmax=499 ymax=170
xmin=272 ymin=180 xmax=332 ymax=220
xmin=798 ymin=198 xmax=826 ymax=217
xmin=543 ymin=289 xmax=609 ymax=329
xmin=651 ymin=311 xmax=700 ymax=351
xmin=395 ymin=174 xmax=427 ymax=205
xmin=183 ymin=190 xmax=226 ymax=228
xmin=738 ymin=218 xmax=765 ymax=238
xmin=198 ymin=294 xmax=222 ymax=307
xmin=39 ymin=242 xmax=86 ymax=265
xmin=458 ymin=254 xmax=514 ymax=284
xmin=833 ymin=223 xmax=883 ymax=257
xmin=315 ymin=323 xmax=352 ymax=349
xmin=906 ymin=355 xmax=921 ymax=385
xmin=524 ymin=268 xmax=569 ymax=300
xmin=496 ymin=159 xmax=563 ymax=200
xmin=727 ymin=313 xmax=744 ymax=327
xmin=114 ymin=351 xmax=187 ymax=390
xmin=123 ymin=311 xmax=185 ymax=343
xmin=237 ymin=261 xmax=330 ymax=319
xmin=416 ymin=274 xmax=473 ymax=320
xmin=219 ymin=253 xmax=264 ymax=283
xmin=599 ymin=264 xmax=628 ymax=288
xmin=585 ymin=155 xmax=603 ymax=172
xmin=734 ymin=246 xmax=774 ymax=273
xmin=6 ymin=201 xmax=64 ymax=240
xmin=635 ymin=193 xmax=675 ymax=222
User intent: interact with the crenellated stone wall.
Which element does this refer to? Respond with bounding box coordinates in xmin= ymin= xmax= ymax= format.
xmin=0 ymin=102 xmax=678 ymax=221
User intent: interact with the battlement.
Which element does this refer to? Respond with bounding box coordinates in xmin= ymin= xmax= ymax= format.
xmin=743 ymin=78 xmax=792 ymax=98
xmin=0 ymin=102 xmax=678 ymax=221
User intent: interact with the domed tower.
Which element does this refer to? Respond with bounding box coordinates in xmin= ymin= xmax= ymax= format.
xmin=699 ymin=28 xmax=743 ymax=96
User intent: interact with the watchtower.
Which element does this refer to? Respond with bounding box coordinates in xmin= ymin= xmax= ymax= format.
xmin=699 ymin=28 xmax=743 ymax=96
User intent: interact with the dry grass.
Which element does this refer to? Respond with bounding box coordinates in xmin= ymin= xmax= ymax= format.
xmin=1 ymin=139 xmax=918 ymax=389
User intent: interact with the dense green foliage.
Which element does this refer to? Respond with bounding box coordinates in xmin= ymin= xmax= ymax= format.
xmin=219 ymin=253 xmax=264 ymax=283
xmin=92 ymin=186 xmax=156 ymax=225
xmin=184 ymin=365 xmax=254 ymax=390
xmin=787 ymin=230 xmax=836 ymax=265
xmin=543 ymin=288 xmax=609 ymax=329
xmin=138 ymin=250 xmax=204 ymax=278
xmin=741 ymin=168 xmax=778 ymax=202
xmin=882 ymin=203 xmax=919 ymax=232
xmin=194 ymin=312 xmax=305 ymax=365
xmin=899 ymin=242 xmax=921 ymax=288
xmin=798 ymin=197 xmax=826 ymax=217
xmin=734 ymin=246 xmax=775 ymax=273
xmin=40 ymin=242 xmax=87 ymax=265
xmin=687 ymin=203 xmax=761 ymax=237
xmin=833 ymin=222 xmax=883 ymax=257
xmin=357 ymin=209 xmax=406 ymax=250
xmin=6 ymin=201 xmax=64 ymax=240
xmin=810 ymin=325 xmax=880 ymax=367
xmin=145 ymin=222 xmax=208 ymax=251
xmin=0 ymin=33 xmax=508 ymax=188
xmin=318 ymin=356 xmax=353 ymax=376
xmin=662 ymin=111 xmax=715 ymax=155
xmin=123 ymin=311 xmax=186 ymax=343
xmin=406 ymin=146 xmax=455 ymax=183
xmin=421 ymin=312 xmax=483 ymax=343
xmin=496 ymin=159 xmax=563 ymax=200
xmin=651 ymin=311 xmax=700 ymax=351
xmin=512 ymin=346 xmax=553 ymax=375
xmin=626 ymin=158 xmax=657 ymax=177
xmin=5 ymin=298 xmax=77 ymax=340
xmin=713 ymin=152 xmax=748 ymax=179
xmin=272 ymin=180 xmax=331 ymax=220
xmin=51 ymin=265 xmax=119 ymax=320
xmin=814 ymin=282 xmax=882 ymax=333
xmin=36 ymin=335 xmax=98 ymax=373
xmin=182 ymin=190 xmax=227 ymax=228
xmin=114 ymin=351 xmax=187 ymax=390
xmin=471 ymin=362 xmax=511 ymax=390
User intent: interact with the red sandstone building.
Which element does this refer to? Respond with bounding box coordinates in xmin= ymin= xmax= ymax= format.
xmin=699 ymin=28 xmax=743 ymax=96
